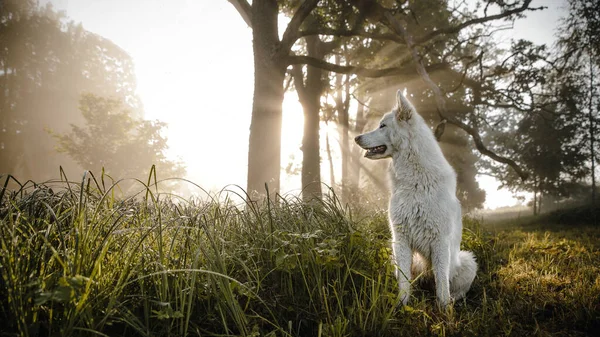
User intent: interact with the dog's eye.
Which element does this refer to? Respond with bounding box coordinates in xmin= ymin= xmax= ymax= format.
xmin=379 ymin=123 xmax=386 ymax=129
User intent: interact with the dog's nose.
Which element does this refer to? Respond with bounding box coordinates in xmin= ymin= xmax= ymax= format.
xmin=354 ymin=135 xmax=361 ymax=143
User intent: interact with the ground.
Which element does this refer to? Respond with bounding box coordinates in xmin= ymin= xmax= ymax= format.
xmin=0 ymin=180 xmax=599 ymax=336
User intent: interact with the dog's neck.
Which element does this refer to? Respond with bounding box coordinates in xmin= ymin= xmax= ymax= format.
xmin=388 ymin=122 xmax=455 ymax=193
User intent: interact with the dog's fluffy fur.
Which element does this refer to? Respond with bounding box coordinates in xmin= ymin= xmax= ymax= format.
xmin=355 ymin=90 xmax=477 ymax=306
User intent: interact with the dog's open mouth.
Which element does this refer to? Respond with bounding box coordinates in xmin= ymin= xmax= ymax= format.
xmin=365 ymin=145 xmax=387 ymax=157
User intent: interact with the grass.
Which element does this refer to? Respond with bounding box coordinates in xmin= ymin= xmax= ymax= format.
xmin=1 ymin=172 xmax=599 ymax=336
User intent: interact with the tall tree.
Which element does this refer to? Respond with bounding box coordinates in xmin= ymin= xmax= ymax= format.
xmin=52 ymin=95 xmax=185 ymax=192
xmin=333 ymin=58 xmax=352 ymax=202
xmin=0 ymin=1 xmax=141 ymax=181
xmin=556 ymin=0 xmax=600 ymax=205
xmin=485 ymin=100 xmax=587 ymax=214
xmin=291 ymin=34 xmax=329 ymax=200
xmin=486 ymin=0 xmax=600 ymax=212
xmin=228 ymin=0 xmax=320 ymax=198
xmin=229 ymin=0 xmax=537 ymax=199
xmin=479 ymin=32 xmax=596 ymax=213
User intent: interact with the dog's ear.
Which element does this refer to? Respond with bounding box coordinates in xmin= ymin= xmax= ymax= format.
xmin=395 ymin=90 xmax=413 ymax=121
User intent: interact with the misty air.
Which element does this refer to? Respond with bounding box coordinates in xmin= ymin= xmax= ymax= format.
xmin=1 ymin=0 xmax=599 ymax=336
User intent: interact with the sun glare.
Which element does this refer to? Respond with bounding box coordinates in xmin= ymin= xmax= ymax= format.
xmin=280 ymin=93 xmax=344 ymax=194
xmin=281 ymin=93 xmax=305 ymax=193
xmin=44 ymin=0 xmax=549 ymax=207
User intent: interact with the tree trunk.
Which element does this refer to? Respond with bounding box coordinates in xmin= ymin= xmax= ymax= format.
xmin=300 ymin=84 xmax=322 ymax=200
xmin=348 ymin=93 xmax=368 ymax=197
xmin=247 ymin=0 xmax=286 ymax=198
xmin=533 ymin=191 xmax=537 ymax=215
xmin=295 ymin=35 xmax=324 ymax=201
xmin=589 ymin=53 xmax=596 ymax=206
xmin=326 ymin=131 xmax=335 ymax=191
xmin=335 ymin=55 xmax=351 ymax=203
xmin=0 ymin=63 xmax=9 ymax=174
xmin=533 ymin=175 xmax=539 ymax=216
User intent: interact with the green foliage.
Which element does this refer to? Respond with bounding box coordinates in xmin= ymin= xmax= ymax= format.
xmin=553 ymin=0 xmax=600 ymax=204
xmin=51 ymin=94 xmax=185 ymax=192
xmin=329 ymin=0 xmax=486 ymax=209
xmin=559 ymin=0 xmax=600 ymax=61
xmin=484 ymin=0 xmax=600 ymax=206
xmin=1 ymin=175 xmax=600 ymax=336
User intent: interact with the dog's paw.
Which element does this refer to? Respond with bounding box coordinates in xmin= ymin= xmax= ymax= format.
xmin=436 ymin=295 xmax=454 ymax=309
xmin=400 ymin=292 xmax=410 ymax=306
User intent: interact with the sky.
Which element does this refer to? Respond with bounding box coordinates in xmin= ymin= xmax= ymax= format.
xmin=47 ymin=0 xmax=568 ymax=209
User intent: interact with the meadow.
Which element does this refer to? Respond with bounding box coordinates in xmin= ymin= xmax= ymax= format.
xmin=1 ymin=173 xmax=599 ymax=336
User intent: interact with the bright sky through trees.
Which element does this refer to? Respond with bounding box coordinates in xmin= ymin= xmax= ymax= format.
xmin=46 ymin=0 xmax=567 ymax=208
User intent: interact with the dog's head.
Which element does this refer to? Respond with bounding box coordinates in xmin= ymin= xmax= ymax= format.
xmin=354 ymin=90 xmax=416 ymax=160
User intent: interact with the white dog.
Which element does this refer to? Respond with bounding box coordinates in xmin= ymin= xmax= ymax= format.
xmin=355 ymin=90 xmax=477 ymax=306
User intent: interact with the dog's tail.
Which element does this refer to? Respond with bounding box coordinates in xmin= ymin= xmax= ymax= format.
xmin=450 ymin=250 xmax=477 ymax=301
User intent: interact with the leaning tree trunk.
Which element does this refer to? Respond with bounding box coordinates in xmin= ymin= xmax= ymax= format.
xmin=247 ymin=0 xmax=286 ymax=198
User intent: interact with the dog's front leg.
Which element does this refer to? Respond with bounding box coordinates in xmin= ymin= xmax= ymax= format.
xmin=392 ymin=235 xmax=412 ymax=305
xmin=431 ymin=241 xmax=451 ymax=307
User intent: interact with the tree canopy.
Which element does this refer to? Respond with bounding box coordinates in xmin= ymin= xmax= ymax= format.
xmin=52 ymin=94 xmax=185 ymax=191
xmin=0 ymin=1 xmax=140 ymax=182
xmin=480 ymin=0 xmax=600 ymax=211
xmin=229 ymin=0 xmax=540 ymax=205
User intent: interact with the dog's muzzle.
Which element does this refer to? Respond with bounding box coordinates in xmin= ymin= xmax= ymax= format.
xmin=355 ymin=135 xmax=387 ymax=158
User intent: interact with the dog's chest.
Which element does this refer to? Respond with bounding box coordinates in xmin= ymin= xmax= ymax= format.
xmin=388 ymin=196 xmax=439 ymax=254
xmin=387 ymin=165 xmax=446 ymax=254
xmin=386 ymin=148 xmax=458 ymax=251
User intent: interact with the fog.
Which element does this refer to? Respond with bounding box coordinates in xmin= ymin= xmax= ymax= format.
xmin=0 ymin=0 xmax=576 ymax=211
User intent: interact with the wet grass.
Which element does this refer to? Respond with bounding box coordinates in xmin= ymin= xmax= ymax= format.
xmin=1 ymin=172 xmax=599 ymax=336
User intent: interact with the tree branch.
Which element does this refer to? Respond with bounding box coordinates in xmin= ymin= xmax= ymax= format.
xmin=298 ymin=27 xmax=404 ymax=44
xmin=382 ymin=11 xmax=529 ymax=181
xmin=227 ymin=0 xmax=252 ymax=27
xmin=285 ymin=55 xmax=449 ymax=78
xmin=298 ymin=2 xmax=539 ymax=50
xmin=290 ymin=65 xmax=307 ymax=102
xmin=413 ymin=0 xmax=541 ymax=45
xmin=445 ymin=115 xmax=528 ymax=180
xmin=278 ymin=0 xmax=321 ymax=57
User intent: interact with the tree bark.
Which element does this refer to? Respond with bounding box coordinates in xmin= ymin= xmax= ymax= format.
xmin=589 ymin=53 xmax=596 ymax=206
xmin=296 ymin=35 xmax=324 ymax=200
xmin=335 ymin=56 xmax=351 ymax=203
xmin=326 ymin=131 xmax=335 ymax=191
xmin=532 ymin=175 xmax=539 ymax=215
xmin=246 ymin=0 xmax=286 ymax=197
xmin=348 ymin=94 xmax=367 ymax=193
xmin=300 ymin=83 xmax=323 ymax=200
